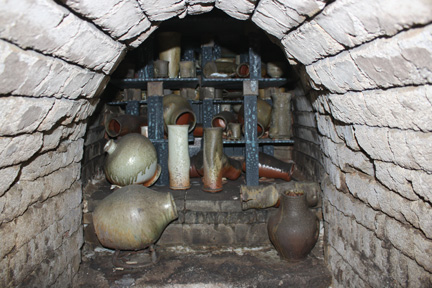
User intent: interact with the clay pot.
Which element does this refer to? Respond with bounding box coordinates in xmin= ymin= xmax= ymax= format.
xmin=267 ymin=191 xmax=319 ymax=261
xmin=203 ymin=61 xmax=236 ymax=78
xmin=269 ymin=92 xmax=293 ymax=139
xmin=168 ymin=125 xmax=190 ymax=190
xmin=266 ymin=62 xmax=285 ymax=78
xmin=227 ymin=122 xmax=242 ymax=140
xmin=242 ymin=152 xmax=295 ymax=182
xmin=104 ymin=133 xmax=160 ymax=187
xmin=93 ymin=185 xmax=178 ymax=250
xmin=238 ymin=98 xmax=272 ymax=138
xmin=190 ymin=150 xmax=242 ymax=181
xmin=157 ymin=32 xmax=181 ymax=78
xmin=163 ymin=94 xmax=197 ymax=133
xmin=236 ymin=63 xmax=250 ymax=78
xmin=179 ymin=61 xmax=196 ymax=78
xmin=211 ymin=111 xmax=238 ymax=131
xmin=105 ymin=115 xmax=148 ymax=138
xmin=153 ymin=59 xmax=169 ymax=78
xmin=203 ymin=127 xmax=224 ymax=192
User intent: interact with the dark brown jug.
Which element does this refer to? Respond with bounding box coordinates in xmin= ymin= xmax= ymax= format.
xmin=267 ymin=192 xmax=319 ymax=261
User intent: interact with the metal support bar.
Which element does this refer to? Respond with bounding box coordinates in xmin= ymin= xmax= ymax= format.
xmin=249 ymin=34 xmax=261 ymax=80
xmin=243 ymin=80 xmax=259 ymax=186
xmin=203 ymin=98 xmax=214 ymax=128
xmin=125 ymin=101 xmax=140 ymax=116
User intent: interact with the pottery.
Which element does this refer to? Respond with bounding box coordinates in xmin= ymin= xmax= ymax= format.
xmin=190 ymin=150 xmax=242 ymax=181
xmin=211 ymin=111 xmax=238 ymax=131
xmin=227 ymin=122 xmax=242 ymax=140
xmin=238 ymin=98 xmax=272 ymax=138
xmin=179 ymin=61 xmax=196 ymax=78
xmin=203 ymin=61 xmax=236 ymax=78
xmin=203 ymin=127 xmax=224 ymax=192
xmin=105 ymin=114 xmax=148 ymax=138
xmin=269 ymin=92 xmax=293 ymax=139
xmin=242 ymin=152 xmax=295 ymax=182
xmin=104 ymin=133 xmax=160 ymax=187
xmin=157 ymin=32 xmax=181 ymax=78
xmin=153 ymin=59 xmax=169 ymax=78
xmin=266 ymin=62 xmax=285 ymax=78
xmin=93 ymin=185 xmax=178 ymax=250
xmin=267 ymin=191 xmax=319 ymax=261
xmin=168 ymin=125 xmax=190 ymax=190
xmin=163 ymin=94 xmax=197 ymax=133
xmin=236 ymin=63 xmax=250 ymax=78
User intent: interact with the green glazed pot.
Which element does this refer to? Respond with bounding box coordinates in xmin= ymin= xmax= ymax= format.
xmin=104 ymin=133 xmax=160 ymax=187
xmin=93 ymin=185 xmax=178 ymax=250
xmin=163 ymin=94 xmax=197 ymax=133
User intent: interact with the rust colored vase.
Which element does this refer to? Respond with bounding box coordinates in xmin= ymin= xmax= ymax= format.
xmin=242 ymin=152 xmax=295 ymax=182
xmin=105 ymin=114 xmax=148 ymax=138
xmin=267 ymin=192 xmax=319 ymax=261
xmin=163 ymin=94 xmax=197 ymax=133
xmin=211 ymin=111 xmax=238 ymax=131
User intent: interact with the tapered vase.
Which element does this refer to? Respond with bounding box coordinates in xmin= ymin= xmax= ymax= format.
xmin=202 ymin=127 xmax=224 ymax=192
xmin=269 ymin=92 xmax=293 ymax=139
xmin=168 ymin=125 xmax=190 ymax=190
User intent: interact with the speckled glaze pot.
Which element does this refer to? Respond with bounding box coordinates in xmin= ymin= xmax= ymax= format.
xmin=104 ymin=133 xmax=160 ymax=187
xmin=163 ymin=94 xmax=197 ymax=133
xmin=203 ymin=127 xmax=224 ymax=193
xmin=168 ymin=125 xmax=190 ymax=190
xmin=269 ymin=92 xmax=293 ymax=139
xmin=268 ymin=192 xmax=319 ymax=261
xmin=93 ymin=185 xmax=178 ymax=250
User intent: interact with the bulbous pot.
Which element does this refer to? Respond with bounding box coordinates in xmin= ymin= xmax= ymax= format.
xmin=93 ymin=185 xmax=178 ymax=250
xmin=267 ymin=192 xmax=319 ymax=261
xmin=168 ymin=125 xmax=190 ymax=190
xmin=163 ymin=94 xmax=197 ymax=133
xmin=104 ymin=133 xmax=160 ymax=187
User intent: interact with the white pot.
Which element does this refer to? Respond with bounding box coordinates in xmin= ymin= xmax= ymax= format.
xmin=168 ymin=125 xmax=190 ymax=190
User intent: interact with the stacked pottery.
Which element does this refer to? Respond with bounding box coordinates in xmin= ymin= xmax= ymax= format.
xmin=157 ymin=32 xmax=181 ymax=78
xmin=238 ymin=98 xmax=272 ymax=138
xmin=104 ymin=133 xmax=160 ymax=187
xmin=202 ymin=127 xmax=224 ymax=192
xmin=269 ymin=92 xmax=293 ymax=139
xmin=163 ymin=94 xmax=197 ymax=133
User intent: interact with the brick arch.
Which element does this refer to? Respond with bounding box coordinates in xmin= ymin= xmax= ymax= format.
xmin=0 ymin=0 xmax=431 ymax=287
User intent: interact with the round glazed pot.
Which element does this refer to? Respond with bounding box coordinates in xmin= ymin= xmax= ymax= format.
xmin=157 ymin=32 xmax=181 ymax=78
xmin=269 ymin=92 xmax=293 ymax=139
xmin=168 ymin=125 xmax=190 ymax=190
xmin=93 ymin=185 xmax=178 ymax=250
xmin=163 ymin=94 xmax=197 ymax=133
xmin=104 ymin=133 xmax=160 ymax=187
xmin=211 ymin=111 xmax=238 ymax=131
xmin=105 ymin=114 xmax=148 ymax=138
xmin=267 ymin=192 xmax=319 ymax=261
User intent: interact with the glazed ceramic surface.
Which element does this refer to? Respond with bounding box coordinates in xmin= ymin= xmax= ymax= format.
xmin=157 ymin=32 xmax=181 ymax=78
xmin=168 ymin=125 xmax=190 ymax=190
xmin=269 ymin=92 xmax=293 ymax=139
xmin=268 ymin=192 xmax=319 ymax=261
xmin=104 ymin=133 xmax=159 ymax=186
xmin=203 ymin=127 xmax=224 ymax=192
xmin=163 ymin=94 xmax=197 ymax=133
xmin=93 ymin=185 xmax=178 ymax=250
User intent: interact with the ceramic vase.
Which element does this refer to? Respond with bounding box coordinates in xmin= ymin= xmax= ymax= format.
xmin=267 ymin=192 xmax=319 ymax=261
xmin=168 ymin=125 xmax=190 ymax=190
xmin=269 ymin=92 xmax=293 ymax=139
xmin=211 ymin=111 xmax=238 ymax=131
xmin=93 ymin=185 xmax=178 ymax=250
xmin=105 ymin=114 xmax=148 ymax=138
xmin=241 ymin=152 xmax=295 ymax=182
xmin=163 ymin=94 xmax=197 ymax=133
xmin=104 ymin=133 xmax=160 ymax=187
xmin=157 ymin=32 xmax=181 ymax=78
xmin=203 ymin=127 xmax=224 ymax=192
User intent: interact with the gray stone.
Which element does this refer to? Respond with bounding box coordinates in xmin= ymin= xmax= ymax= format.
xmin=316 ymin=114 xmax=343 ymax=144
xmin=294 ymin=126 xmax=320 ymax=144
xmin=0 ymin=133 xmax=43 ymax=168
xmin=0 ymin=0 xmax=125 ymax=74
xmin=294 ymin=111 xmax=317 ymax=128
xmin=282 ymin=20 xmax=344 ymax=65
xmin=215 ymin=0 xmax=256 ymax=20
xmin=138 ymin=0 xmax=186 ymax=21
xmin=0 ymin=97 xmax=54 ymax=136
xmin=62 ymin=0 xmax=151 ymax=42
xmin=0 ymin=40 xmax=108 ymax=100
xmin=127 ymin=24 xmax=159 ymax=48
xmin=293 ymin=91 xmax=314 ymax=112
xmin=316 ymin=0 xmax=432 ymax=48
xmin=355 ymin=125 xmax=432 ymax=172
xmin=328 ymin=85 xmax=432 ymax=132
xmin=0 ymin=165 xmax=20 ymax=197
xmin=187 ymin=1 xmax=215 ymax=15
xmin=334 ymin=125 xmax=360 ymax=151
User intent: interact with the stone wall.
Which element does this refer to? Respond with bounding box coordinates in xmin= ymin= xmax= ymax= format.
xmin=0 ymin=0 xmax=431 ymax=287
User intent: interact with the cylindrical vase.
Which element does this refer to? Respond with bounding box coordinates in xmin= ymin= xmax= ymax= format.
xmin=203 ymin=127 xmax=224 ymax=193
xmin=168 ymin=125 xmax=190 ymax=190
xmin=269 ymin=92 xmax=293 ymax=139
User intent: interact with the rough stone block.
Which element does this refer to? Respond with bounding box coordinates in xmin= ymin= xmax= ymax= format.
xmin=354 ymin=125 xmax=432 ymax=172
xmin=252 ymin=0 xmax=325 ymax=38
xmin=62 ymin=0 xmax=151 ymax=42
xmin=375 ymin=161 xmax=432 ymax=202
xmin=293 ymin=91 xmax=314 ymax=112
xmin=0 ymin=0 xmax=125 ymax=74
xmin=138 ymin=0 xmax=186 ymax=21
xmin=234 ymin=223 xmax=270 ymax=246
xmin=316 ymin=114 xmax=343 ymax=144
xmin=282 ymin=20 xmax=344 ymax=65
xmin=157 ymin=224 xmax=185 ymax=246
xmin=215 ymin=0 xmax=256 ymax=20
xmin=0 ymin=97 xmax=54 ymax=136
xmin=293 ymin=126 xmax=319 ymax=144
xmin=0 ymin=40 xmax=108 ymax=99
xmin=316 ymin=0 xmax=432 ymax=48
xmin=183 ymin=224 xmax=235 ymax=246
xmin=187 ymin=1 xmax=215 ymax=16
xmin=0 ymin=133 xmax=43 ymax=168
xmin=127 ymin=24 xmax=159 ymax=48
xmin=0 ymin=165 xmax=20 ymax=197
xmin=327 ymin=85 xmax=432 ymax=132
xmin=294 ymin=111 xmax=317 ymax=128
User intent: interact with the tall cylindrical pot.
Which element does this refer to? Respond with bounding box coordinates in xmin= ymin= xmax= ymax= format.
xmin=203 ymin=127 xmax=224 ymax=193
xmin=267 ymin=192 xmax=319 ymax=261
xmin=269 ymin=92 xmax=293 ymax=139
xmin=93 ymin=185 xmax=178 ymax=250
xmin=163 ymin=94 xmax=197 ymax=133
xmin=168 ymin=125 xmax=190 ymax=190
xmin=157 ymin=32 xmax=181 ymax=78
